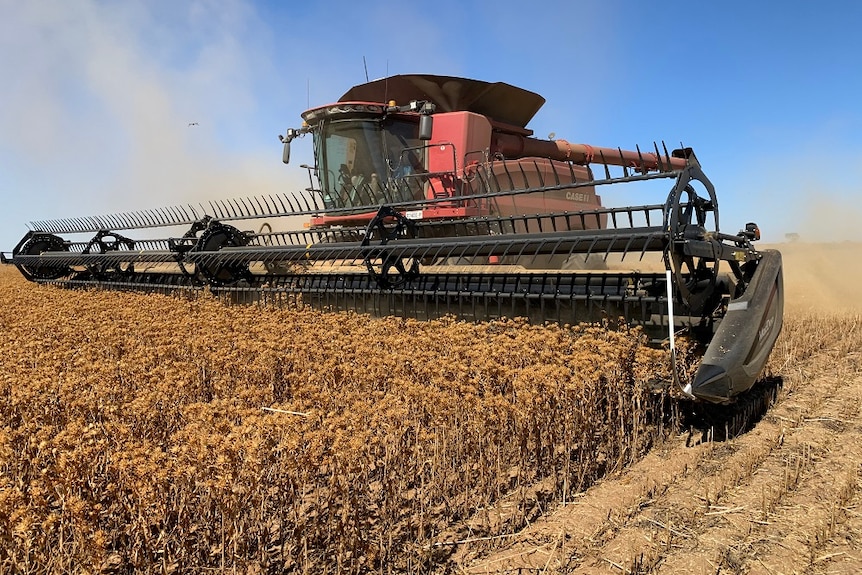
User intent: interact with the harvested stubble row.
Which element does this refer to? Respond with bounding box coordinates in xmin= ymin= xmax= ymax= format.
xmin=0 ymin=269 xmax=676 ymax=574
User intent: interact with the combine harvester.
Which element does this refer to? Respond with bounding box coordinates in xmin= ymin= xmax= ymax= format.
xmin=6 ymin=75 xmax=783 ymax=416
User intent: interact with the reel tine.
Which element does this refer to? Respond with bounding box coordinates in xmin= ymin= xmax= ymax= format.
xmin=70 ymin=217 xmax=86 ymax=232
xmin=55 ymin=218 xmax=73 ymax=233
xmin=274 ymin=194 xmax=290 ymax=215
xmin=519 ymin=160 xmax=533 ymax=189
xmin=136 ymin=210 xmax=154 ymax=228
xmin=234 ymin=197 xmax=250 ymax=218
xmin=247 ymin=196 xmax=262 ymax=217
xmin=101 ymin=213 xmax=120 ymax=230
xmin=235 ymin=196 xmax=252 ymax=218
xmin=285 ymin=193 xmax=298 ymax=213
xmin=81 ymin=216 xmax=98 ymax=233
xmin=653 ymin=142 xmax=665 ymax=172
xmin=126 ymin=210 xmax=145 ymax=228
xmin=107 ymin=212 xmax=126 ymax=229
xmin=221 ymin=198 xmax=237 ymax=219
xmin=618 ymin=148 xmax=629 ymax=177
xmin=585 ymin=236 xmax=599 ymax=261
xmin=124 ymin=211 xmax=143 ymax=228
xmin=156 ymin=207 xmax=177 ymax=226
xmin=54 ymin=218 xmax=72 ymax=233
xmin=618 ymin=232 xmax=637 ymax=262
xmin=308 ymin=190 xmax=323 ymax=211
xmin=167 ymin=205 xmax=188 ymax=225
xmin=80 ymin=217 xmax=98 ymax=232
xmin=307 ymin=191 xmax=321 ymax=212
xmin=264 ymin=194 xmax=279 ymax=216
xmin=121 ymin=211 xmax=141 ymax=228
xmin=48 ymin=218 xmax=64 ymax=233
xmin=213 ymin=200 xmax=229 ymax=219
xmin=107 ymin=212 xmax=125 ymax=230
xmin=259 ymin=195 xmax=276 ymax=217
xmin=301 ymin=191 xmax=313 ymax=212
xmin=98 ymin=214 xmax=111 ymax=230
xmin=146 ymin=208 xmax=162 ymax=227
xmin=185 ymin=204 xmax=200 ymax=221
xmin=246 ymin=196 xmax=261 ymax=217
xmin=166 ymin=205 xmax=188 ymax=225
xmin=604 ymin=234 xmax=618 ymax=262
xmin=163 ymin=205 xmax=179 ymax=224
xmin=205 ymin=200 xmax=219 ymax=219
xmin=89 ymin=216 xmax=105 ymax=231
xmin=599 ymin=150 xmax=611 ymax=180
xmin=224 ymin=198 xmax=242 ymax=218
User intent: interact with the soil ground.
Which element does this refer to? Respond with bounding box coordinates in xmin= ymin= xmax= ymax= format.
xmin=450 ymin=241 xmax=862 ymax=574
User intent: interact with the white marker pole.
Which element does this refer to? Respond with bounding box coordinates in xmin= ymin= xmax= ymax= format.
xmin=666 ymin=269 xmax=694 ymax=398
xmin=666 ymin=269 xmax=676 ymax=353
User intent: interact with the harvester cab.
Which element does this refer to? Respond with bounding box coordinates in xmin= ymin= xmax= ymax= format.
xmin=282 ymin=76 xmax=612 ymax=232
xmin=6 ymin=74 xmax=783 ymax=409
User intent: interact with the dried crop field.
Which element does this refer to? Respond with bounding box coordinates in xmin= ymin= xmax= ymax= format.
xmin=0 ymin=265 xmax=677 ymax=573
xmin=1 ymin=242 xmax=860 ymax=574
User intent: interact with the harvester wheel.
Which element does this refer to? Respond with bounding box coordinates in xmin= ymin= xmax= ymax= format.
xmin=665 ymin=178 xmax=721 ymax=315
xmin=13 ymin=233 xmax=70 ymax=281
xmin=361 ymin=206 xmax=420 ymax=289
xmin=81 ymin=231 xmax=136 ymax=280
xmin=192 ymin=222 xmax=252 ymax=287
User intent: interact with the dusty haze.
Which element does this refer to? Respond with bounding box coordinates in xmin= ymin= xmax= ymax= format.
xmin=775 ymin=241 xmax=862 ymax=313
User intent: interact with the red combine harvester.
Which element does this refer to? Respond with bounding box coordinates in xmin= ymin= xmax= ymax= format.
xmin=6 ymin=75 xmax=783 ymax=411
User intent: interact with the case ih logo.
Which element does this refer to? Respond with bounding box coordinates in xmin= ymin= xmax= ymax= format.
xmin=565 ymin=191 xmax=592 ymax=202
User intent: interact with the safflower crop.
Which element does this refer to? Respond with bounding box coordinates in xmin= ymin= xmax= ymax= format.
xmin=0 ymin=269 xmax=675 ymax=573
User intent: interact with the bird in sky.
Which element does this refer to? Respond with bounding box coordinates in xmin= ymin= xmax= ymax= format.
xmin=188 ymin=122 xmax=199 ymax=126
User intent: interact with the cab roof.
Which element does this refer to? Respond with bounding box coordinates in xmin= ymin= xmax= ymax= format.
xmin=338 ymin=74 xmax=546 ymax=129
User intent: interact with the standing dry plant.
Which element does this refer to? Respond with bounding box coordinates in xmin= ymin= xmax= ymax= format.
xmin=0 ymin=268 xmax=680 ymax=573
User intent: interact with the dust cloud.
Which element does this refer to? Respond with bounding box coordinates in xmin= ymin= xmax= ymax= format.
xmin=771 ymin=241 xmax=862 ymax=314
xmin=768 ymin=183 xmax=862 ymax=313
xmin=0 ymin=1 xmax=310 ymax=248
xmin=784 ymin=192 xmax=862 ymax=244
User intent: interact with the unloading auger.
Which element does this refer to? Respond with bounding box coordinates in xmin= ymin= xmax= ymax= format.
xmin=4 ymin=75 xmax=783 ymax=406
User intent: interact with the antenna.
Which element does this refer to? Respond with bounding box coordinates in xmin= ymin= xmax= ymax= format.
xmin=384 ymin=60 xmax=389 ymax=104
xmin=306 ymin=78 xmax=310 ymax=109
xmin=363 ymin=56 xmax=369 ymax=82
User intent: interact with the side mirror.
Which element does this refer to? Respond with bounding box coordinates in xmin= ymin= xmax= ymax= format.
xmin=280 ymin=128 xmax=301 ymax=164
xmin=744 ymin=222 xmax=761 ymax=242
xmin=419 ymin=115 xmax=433 ymax=141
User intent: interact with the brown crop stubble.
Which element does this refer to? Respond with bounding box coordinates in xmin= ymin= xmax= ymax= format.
xmin=0 ymin=268 xmax=679 ymax=573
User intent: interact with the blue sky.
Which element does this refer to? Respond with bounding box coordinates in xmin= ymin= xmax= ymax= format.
xmin=1 ymin=0 xmax=861 ymax=252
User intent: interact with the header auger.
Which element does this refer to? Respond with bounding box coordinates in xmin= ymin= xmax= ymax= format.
xmin=5 ymin=74 xmax=783 ymax=406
